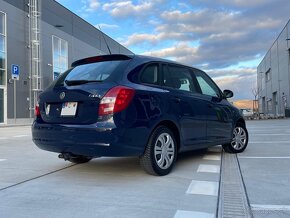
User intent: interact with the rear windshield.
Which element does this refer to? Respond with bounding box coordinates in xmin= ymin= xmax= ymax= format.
xmin=52 ymin=60 xmax=127 ymax=87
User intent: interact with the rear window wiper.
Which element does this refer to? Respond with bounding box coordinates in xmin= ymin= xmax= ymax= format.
xmin=65 ymin=80 xmax=103 ymax=86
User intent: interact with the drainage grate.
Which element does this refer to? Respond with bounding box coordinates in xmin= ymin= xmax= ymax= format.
xmin=252 ymin=210 xmax=290 ymax=218
xmin=251 ymin=206 xmax=290 ymax=218
xmin=217 ymin=152 xmax=253 ymax=218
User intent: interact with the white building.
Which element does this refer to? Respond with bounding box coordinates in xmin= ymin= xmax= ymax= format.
xmin=257 ymin=20 xmax=290 ymax=117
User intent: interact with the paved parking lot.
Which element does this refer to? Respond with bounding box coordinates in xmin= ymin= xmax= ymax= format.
xmin=0 ymin=119 xmax=289 ymax=217
xmin=0 ymin=126 xmax=220 ymax=218
xmin=239 ymin=119 xmax=290 ymax=218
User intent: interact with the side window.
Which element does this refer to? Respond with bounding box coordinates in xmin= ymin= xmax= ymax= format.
xmin=194 ymin=70 xmax=220 ymax=97
xmin=163 ymin=65 xmax=197 ymax=92
xmin=140 ymin=64 xmax=159 ymax=85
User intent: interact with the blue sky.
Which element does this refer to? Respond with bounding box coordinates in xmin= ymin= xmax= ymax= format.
xmin=57 ymin=0 xmax=290 ymax=100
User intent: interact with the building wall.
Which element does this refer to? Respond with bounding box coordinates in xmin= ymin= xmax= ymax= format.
xmin=257 ymin=20 xmax=290 ymax=117
xmin=40 ymin=21 xmax=104 ymax=89
xmin=0 ymin=0 xmax=29 ymax=123
xmin=0 ymin=0 xmax=132 ymax=124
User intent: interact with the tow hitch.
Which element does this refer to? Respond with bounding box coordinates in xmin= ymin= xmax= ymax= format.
xmin=58 ymin=152 xmax=75 ymax=161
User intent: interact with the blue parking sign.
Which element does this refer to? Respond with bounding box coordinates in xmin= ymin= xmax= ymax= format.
xmin=11 ymin=64 xmax=20 ymax=80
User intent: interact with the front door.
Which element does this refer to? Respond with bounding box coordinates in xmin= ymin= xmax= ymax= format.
xmin=193 ymin=70 xmax=232 ymax=143
xmin=162 ymin=64 xmax=207 ymax=146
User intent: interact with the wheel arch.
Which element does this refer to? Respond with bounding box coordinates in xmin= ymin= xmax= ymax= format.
xmin=236 ymin=118 xmax=246 ymax=127
xmin=152 ymin=120 xmax=181 ymax=152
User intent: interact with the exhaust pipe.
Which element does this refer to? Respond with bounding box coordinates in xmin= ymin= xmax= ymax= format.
xmin=58 ymin=152 xmax=96 ymax=162
xmin=58 ymin=152 xmax=73 ymax=161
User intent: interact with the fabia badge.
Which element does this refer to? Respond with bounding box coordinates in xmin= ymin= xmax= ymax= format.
xmin=59 ymin=92 xmax=65 ymax=100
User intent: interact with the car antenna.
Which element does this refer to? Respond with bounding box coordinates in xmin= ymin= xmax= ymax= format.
xmin=98 ymin=25 xmax=112 ymax=55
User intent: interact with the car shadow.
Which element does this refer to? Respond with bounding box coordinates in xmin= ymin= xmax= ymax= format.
xmin=66 ymin=146 xmax=221 ymax=177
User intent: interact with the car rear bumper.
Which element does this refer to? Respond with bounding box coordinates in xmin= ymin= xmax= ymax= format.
xmin=32 ymin=121 xmax=148 ymax=157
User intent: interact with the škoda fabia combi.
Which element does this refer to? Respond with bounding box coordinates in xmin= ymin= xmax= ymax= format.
xmin=32 ymin=54 xmax=248 ymax=176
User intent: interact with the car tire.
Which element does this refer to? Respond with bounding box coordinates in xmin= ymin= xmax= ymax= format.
xmin=222 ymin=123 xmax=248 ymax=153
xmin=68 ymin=155 xmax=92 ymax=164
xmin=140 ymin=126 xmax=177 ymax=176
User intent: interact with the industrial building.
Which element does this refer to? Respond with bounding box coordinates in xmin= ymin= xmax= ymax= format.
xmin=257 ymin=20 xmax=290 ymax=117
xmin=0 ymin=0 xmax=132 ymax=125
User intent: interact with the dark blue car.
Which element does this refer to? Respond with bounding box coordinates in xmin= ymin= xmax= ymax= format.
xmin=32 ymin=54 xmax=248 ymax=176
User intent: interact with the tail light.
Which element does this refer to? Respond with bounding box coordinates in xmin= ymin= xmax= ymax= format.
xmin=98 ymin=86 xmax=135 ymax=116
xmin=35 ymin=105 xmax=41 ymax=117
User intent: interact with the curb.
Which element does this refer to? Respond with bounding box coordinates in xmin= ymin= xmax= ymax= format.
xmin=0 ymin=124 xmax=32 ymax=128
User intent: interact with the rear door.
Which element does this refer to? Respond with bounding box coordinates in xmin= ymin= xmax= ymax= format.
xmin=162 ymin=64 xmax=208 ymax=146
xmin=193 ymin=69 xmax=233 ymax=143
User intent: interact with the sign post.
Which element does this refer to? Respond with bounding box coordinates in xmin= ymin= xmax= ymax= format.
xmin=11 ymin=64 xmax=20 ymax=122
xmin=11 ymin=64 xmax=20 ymax=80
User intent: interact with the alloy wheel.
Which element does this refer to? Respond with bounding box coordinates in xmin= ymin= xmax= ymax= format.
xmin=154 ymin=133 xmax=175 ymax=169
xmin=231 ymin=127 xmax=247 ymax=150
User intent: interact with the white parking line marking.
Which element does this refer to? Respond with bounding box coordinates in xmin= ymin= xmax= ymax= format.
xmin=251 ymin=130 xmax=282 ymax=132
xmin=13 ymin=135 xmax=29 ymax=138
xmin=174 ymin=210 xmax=214 ymax=218
xmin=186 ymin=180 xmax=219 ymax=196
xmin=248 ymin=127 xmax=287 ymax=129
xmin=203 ymin=154 xmax=221 ymax=161
xmin=239 ymin=156 xmax=290 ymax=159
xmin=252 ymin=134 xmax=289 ymax=136
xmin=251 ymin=204 xmax=290 ymax=211
xmin=0 ymin=159 xmax=7 ymax=162
xmin=197 ymin=164 xmax=220 ymax=173
xmin=250 ymin=141 xmax=290 ymax=144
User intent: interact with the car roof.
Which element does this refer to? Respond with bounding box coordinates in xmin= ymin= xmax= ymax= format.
xmin=132 ymin=54 xmax=200 ymax=70
xmin=71 ymin=54 xmax=202 ymax=72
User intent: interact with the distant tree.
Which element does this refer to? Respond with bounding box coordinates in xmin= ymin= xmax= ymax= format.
xmin=252 ymin=85 xmax=261 ymax=115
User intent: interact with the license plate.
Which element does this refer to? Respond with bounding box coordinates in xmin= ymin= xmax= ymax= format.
xmin=61 ymin=102 xmax=78 ymax=116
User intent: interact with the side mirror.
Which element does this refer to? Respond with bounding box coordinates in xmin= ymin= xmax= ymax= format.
xmin=223 ymin=89 xmax=233 ymax=99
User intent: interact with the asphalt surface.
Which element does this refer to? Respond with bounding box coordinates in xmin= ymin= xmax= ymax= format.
xmin=0 ymin=119 xmax=289 ymax=218
xmin=239 ymin=119 xmax=290 ymax=218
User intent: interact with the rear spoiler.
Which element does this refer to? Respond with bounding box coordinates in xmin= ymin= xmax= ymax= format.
xmin=71 ymin=54 xmax=133 ymax=67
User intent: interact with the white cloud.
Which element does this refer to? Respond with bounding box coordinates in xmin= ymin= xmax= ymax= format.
xmin=213 ymin=73 xmax=257 ymax=99
xmin=207 ymin=67 xmax=257 ymax=99
xmin=178 ymin=3 xmax=191 ymax=10
xmin=208 ymin=68 xmax=256 ymax=78
xmin=95 ymin=23 xmax=119 ymax=29
xmin=122 ymin=31 xmax=191 ymax=47
xmin=188 ymin=0 xmax=273 ymax=9
xmin=87 ymin=0 xmax=100 ymax=11
xmin=141 ymin=42 xmax=198 ymax=64
xmin=124 ymin=7 xmax=285 ymax=69
xmin=78 ymin=0 xmax=100 ymax=13
xmin=102 ymin=1 xmax=153 ymax=18
xmin=213 ymin=0 xmax=272 ymax=7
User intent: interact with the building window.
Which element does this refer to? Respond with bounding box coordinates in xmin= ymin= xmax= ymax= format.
xmin=265 ymin=69 xmax=271 ymax=82
xmin=261 ymin=76 xmax=265 ymax=91
xmin=52 ymin=36 xmax=68 ymax=80
xmin=267 ymin=99 xmax=272 ymax=114
xmin=0 ymin=12 xmax=6 ymax=85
